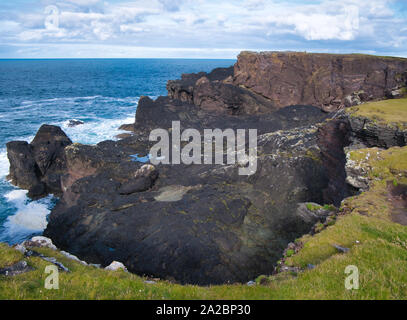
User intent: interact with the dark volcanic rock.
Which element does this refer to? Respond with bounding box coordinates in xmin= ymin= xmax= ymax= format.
xmin=167 ymin=66 xmax=234 ymax=103
xmin=348 ymin=115 xmax=407 ymax=148
xmin=167 ymin=66 xmax=277 ymax=115
xmin=118 ymin=123 xmax=135 ymax=132
xmin=0 ymin=261 xmax=34 ymax=276
xmin=317 ymin=113 xmax=352 ymax=206
xmin=7 ymin=124 xmax=72 ymax=198
xmin=6 ymin=141 xmax=42 ymax=194
xmin=67 ymin=119 xmax=84 ymax=127
xmin=118 ymin=164 xmax=159 ymax=194
xmin=43 ymin=105 xmax=334 ymax=285
xmin=11 ymin=51 xmax=405 ymax=285
xmin=134 ymin=94 xmax=329 ymax=137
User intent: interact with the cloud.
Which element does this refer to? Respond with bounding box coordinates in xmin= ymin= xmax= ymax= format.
xmin=66 ymin=0 xmax=101 ymax=5
xmin=159 ymin=0 xmax=184 ymax=12
xmin=0 ymin=0 xmax=406 ymax=58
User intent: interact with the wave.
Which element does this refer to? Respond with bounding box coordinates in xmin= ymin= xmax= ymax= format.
xmin=0 ymin=149 xmax=9 ymax=179
xmin=19 ymin=95 xmax=141 ymax=106
xmin=0 ymin=95 xmax=145 ymax=244
xmin=1 ymin=189 xmax=54 ymax=244
xmin=60 ymin=114 xmax=136 ymax=145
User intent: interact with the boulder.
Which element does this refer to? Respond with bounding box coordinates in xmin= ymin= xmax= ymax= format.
xmin=118 ymin=165 xmax=158 ymax=194
xmin=118 ymin=123 xmax=135 ymax=132
xmin=6 ymin=125 xmax=72 ymax=198
xmin=333 ymin=244 xmax=350 ymax=253
xmin=0 ymin=261 xmax=33 ymax=276
xmin=6 ymin=141 xmax=43 ymax=194
xmin=67 ymin=119 xmax=84 ymax=127
xmin=296 ymin=203 xmax=331 ymax=224
xmin=105 ymin=261 xmax=128 ymax=272
xmin=23 ymin=236 xmax=57 ymax=250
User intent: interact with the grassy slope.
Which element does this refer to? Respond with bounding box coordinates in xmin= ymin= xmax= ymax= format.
xmin=1 ymin=147 xmax=406 ymax=300
xmin=1 ymin=99 xmax=407 ymax=300
xmin=347 ymin=97 xmax=407 ymax=129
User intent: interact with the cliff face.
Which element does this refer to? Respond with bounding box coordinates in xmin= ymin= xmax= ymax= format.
xmin=234 ymin=52 xmax=407 ymax=112
xmin=6 ymin=51 xmax=407 ymax=286
xmin=6 ymin=125 xmax=72 ymax=199
xmin=166 ymin=52 xmax=407 ymax=115
xmin=166 ymin=66 xmax=278 ymax=115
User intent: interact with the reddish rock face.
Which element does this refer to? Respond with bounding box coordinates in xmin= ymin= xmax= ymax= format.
xmin=233 ymin=51 xmax=407 ymax=112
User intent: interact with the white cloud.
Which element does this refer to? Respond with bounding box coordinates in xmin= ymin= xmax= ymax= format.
xmin=66 ymin=0 xmax=101 ymax=5
xmin=0 ymin=0 xmax=406 ymax=58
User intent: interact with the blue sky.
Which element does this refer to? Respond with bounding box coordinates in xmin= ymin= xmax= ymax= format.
xmin=0 ymin=0 xmax=406 ymax=58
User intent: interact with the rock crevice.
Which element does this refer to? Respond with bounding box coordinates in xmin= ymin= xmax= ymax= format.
xmin=6 ymin=51 xmax=407 ymax=285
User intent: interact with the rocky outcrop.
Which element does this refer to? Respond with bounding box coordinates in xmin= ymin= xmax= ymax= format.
xmin=105 ymin=261 xmax=128 ymax=272
xmin=0 ymin=261 xmax=33 ymax=277
xmin=167 ymin=67 xmax=234 ymax=103
xmin=40 ymin=104 xmax=336 ymax=285
xmin=167 ymin=66 xmax=278 ymax=115
xmin=317 ymin=113 xmax=352 ymax=205
xmin=166 ymin=52 xmax=406 ymax=115
xmin=234 ymin=51 xmax=407 ymax=112
xmin=67 ymin=119 xmax=84 ymax=127
xmin=344 ymin=150 xmax=371 ymax=192
xmin=347 ymin=115 xmax=407 ymax=148
xmin=8 ymin=51 xmax=406 ymax=286
xmin=6 ymin=125 xmax=72 ymax=198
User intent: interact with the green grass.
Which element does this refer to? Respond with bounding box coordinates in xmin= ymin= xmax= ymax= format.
xmin=306 ymin=203 xmax=336 ymax=212
xmin=306 ymin=203 xmax=321 ymax=211
xmin=349 ymin=146 xmax=407 ymax=182
xmin=347 ymin=98 xmax=407 ymax=129
xmin=1 ymin=146 xmax=407 ymax=300
xmin=2 ymin=213 xmax=407 ymax=300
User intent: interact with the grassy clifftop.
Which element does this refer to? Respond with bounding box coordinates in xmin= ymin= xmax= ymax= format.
xmin=347 ymin=97 xmax=407 ymax=129
xmin=1 ymin=99 xmax=407 ymax=300
xmin=1 ymin=145 xmax=407 ymax=300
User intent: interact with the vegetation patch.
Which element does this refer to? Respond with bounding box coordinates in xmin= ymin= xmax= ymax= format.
xmin=347 ymin=98 xmax=407 ymax=129
xmin=1 ymin=146 xmax=407 ymax=300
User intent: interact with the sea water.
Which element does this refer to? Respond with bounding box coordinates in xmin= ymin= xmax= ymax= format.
xmin=0 ymin=58 xmax=234 ymax=244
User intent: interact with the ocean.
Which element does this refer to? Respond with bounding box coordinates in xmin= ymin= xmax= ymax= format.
xmin=0 ymin=59 xmax=235 ymax=245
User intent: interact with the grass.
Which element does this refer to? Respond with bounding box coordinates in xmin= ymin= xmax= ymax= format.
xmin=306 ymin=203 xmax=321 ymax=211
xmin=349 ymin=147 xmax=407 ymax=181
xmin=306 ymin=203 xmax=336 ymax=212
xmin=2 ymin=212 xmax=407 ymax=300
xmin=347 ymin=98 xmax=407 ymax=129
xmin=1 ymin=146 xmax=407 ymax=300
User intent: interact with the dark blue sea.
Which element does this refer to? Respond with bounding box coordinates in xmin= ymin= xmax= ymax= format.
xmin=0 ymin=59 xmax=235 ymax=244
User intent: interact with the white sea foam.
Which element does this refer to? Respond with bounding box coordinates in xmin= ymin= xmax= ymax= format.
xmin=20 ymin=95 xmax=140 ymax=106
xmin=20 ymin=96 xmax=103 ymax=105
xmin=0 ymin=149 xmax=9 ymax=179
xmin=3 ymin=190 xmax=53 ymax=238
xmin=0 ymin=95 xmax=143 ymax=243
xmin=60 ymin=114 xmax=136 ymax=145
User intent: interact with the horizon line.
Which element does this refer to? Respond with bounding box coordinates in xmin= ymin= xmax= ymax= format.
xmin=0 ymin=57 xmax=238 ymax=60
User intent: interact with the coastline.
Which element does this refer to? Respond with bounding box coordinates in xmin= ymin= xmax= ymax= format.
xmin=1 ymin=51 xmax=407 ymax=298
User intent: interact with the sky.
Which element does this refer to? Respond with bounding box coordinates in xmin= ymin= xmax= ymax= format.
xmin=0 ymin=0 xmax=406 ymax=58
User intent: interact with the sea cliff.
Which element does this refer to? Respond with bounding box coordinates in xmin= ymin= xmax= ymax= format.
xmin=5 ymin=51 xmax=407 ymax=286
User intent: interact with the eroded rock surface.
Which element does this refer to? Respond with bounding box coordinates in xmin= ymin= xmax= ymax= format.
xmin=6 ymin=125 xmax=72 ymax=198
xmin=348 ymin=115 xmax=407 ymax=148
xmin=7 ymin=51 xmax=407 ymax=285
xmin=41 ymin=105 xmax=339 ymax=285
xmin=234 ymin=51 xmax=407 ymax=112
